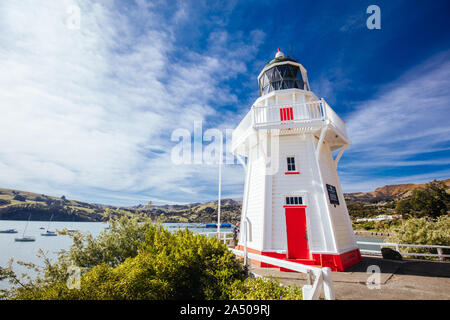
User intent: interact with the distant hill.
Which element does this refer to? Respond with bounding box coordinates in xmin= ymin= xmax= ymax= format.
xmin=0 ymin=187 xmax=242 ymax=224
xmin=143 ymin=199 xmax=242 ymax=224
xmin=0 ymin=178 xmax=448 ymax=223
xmin=0 ymin=188 xmax=130 ymax=222
xmin=344 ymin=179 xmax=450 ymax=203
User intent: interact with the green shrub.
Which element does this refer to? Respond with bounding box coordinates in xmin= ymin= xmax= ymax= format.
xmin=0 ymin=199 xmax=10 ymax=206
xmin=13 ymin=194 xmax=26 ymax=202
xmin=1 ymin=215 xmax=302 ymax=300
xmin=229 ymin=277 xmax=302 ymax=300
xmin=354 ymin=220 xmax=377 ymax=231
xmin=387 ymin=216 xmax=450 ymax=260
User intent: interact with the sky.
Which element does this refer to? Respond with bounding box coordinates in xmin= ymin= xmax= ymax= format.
xmin=0 ymin=0 xmax=449 ymax=206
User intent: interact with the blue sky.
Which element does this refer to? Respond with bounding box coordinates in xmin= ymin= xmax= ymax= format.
xmin=0 ymin=0 xmax=449 ymax=205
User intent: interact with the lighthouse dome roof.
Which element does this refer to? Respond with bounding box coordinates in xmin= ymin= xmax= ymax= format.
xmin=266 ymin=49 xmax=298 ymax=67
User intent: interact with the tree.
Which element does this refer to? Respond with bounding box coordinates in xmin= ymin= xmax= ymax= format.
xmin=408 ymin=180 xmax=449 ymax=218
xmin=13 ymin=194 xmax=26 ymax=202
xmin=395 ymin=199 xmax=412 ymax=216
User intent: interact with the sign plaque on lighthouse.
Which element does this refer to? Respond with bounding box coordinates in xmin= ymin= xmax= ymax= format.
xmin=232 ymin=49 xmax=362 ymax=271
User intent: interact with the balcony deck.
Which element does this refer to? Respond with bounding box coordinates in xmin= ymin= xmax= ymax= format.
xmin=232 ymin=99 xmax=350 ymax=156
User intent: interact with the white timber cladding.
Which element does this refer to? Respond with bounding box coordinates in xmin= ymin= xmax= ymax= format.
xmin=269 ymin=134 xmax=335 ymax=253
xmin=240 ymin=139 xmax=266 ymax=251
xmin=238 ymin=130 xmax=348 ymax=254
xmin=317 ymin=142 xmax=357 ymax=252
xmin=263 ymin=132 xmax=273 ymax=250
xmin=236 ymin=133 xmax=355 ymax=253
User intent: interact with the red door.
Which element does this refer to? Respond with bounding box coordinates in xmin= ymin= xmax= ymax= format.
xmin=284 ymin=206 xmax=309 ymax=259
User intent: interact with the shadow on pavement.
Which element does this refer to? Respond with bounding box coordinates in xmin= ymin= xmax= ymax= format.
xmin=346 ymin=255 xmax=450 ymax=278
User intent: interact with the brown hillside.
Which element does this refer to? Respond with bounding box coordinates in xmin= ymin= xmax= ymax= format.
xmin=345 ymin=179 xmax=450 ymax=202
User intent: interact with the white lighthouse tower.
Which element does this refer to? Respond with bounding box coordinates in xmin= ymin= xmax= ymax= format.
xmin=232 ymin=49 xmax=361 ymax=271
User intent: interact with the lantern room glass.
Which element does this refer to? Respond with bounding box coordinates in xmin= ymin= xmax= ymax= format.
xmin=259 ymin=64 xmax=307 ymax=96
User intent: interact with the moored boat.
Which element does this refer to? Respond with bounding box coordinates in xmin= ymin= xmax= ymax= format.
xmin=41 ymin=213 xmax=57 ymax=237
xmin=0 ymin=229 xmax=18 ymax=234
xmin=41 ymin=230 xmax=57 ymax=236
xmin=15 ymin=236 xmax=36 ymax=242
xmin=15 ymin=213 xmax=35 ymax=242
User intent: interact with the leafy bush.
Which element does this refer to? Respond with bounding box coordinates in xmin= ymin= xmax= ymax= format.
xmin=0 ymin=199 xmax=10 ymax=206
xmin=1 ymin=215 xmax=302 ymax=300
xmin=352 ymin=220 xmax=377 ymax=231
xmin=229 ymin=277 xmax=302 ymax=300
xmin=387 ymin=216 xmax=450 ymax=260
xmin=353 ymin=218 xmax=402 ymax=233
xmin=347 ymin=202 xmax=382 ymax=219
xmin=13 ymin=194 xmax=26 ymax=202
xmin=11 ymin=229 xmax=245 ymax=300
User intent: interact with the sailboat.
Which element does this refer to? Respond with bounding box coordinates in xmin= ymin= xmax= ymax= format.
xmin=15 ymin=213 xmax=36 ymax=242
xmin=67 ymin=216 xmax=78 ymax=233
xmin=41 ymin=213 xmax=57 ymax=236
xmin=0 ymin=228 xmax=18 ymax=234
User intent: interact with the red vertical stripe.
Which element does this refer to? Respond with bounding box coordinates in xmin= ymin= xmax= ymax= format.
xmin=280 ymin=107 xmax=294 ymax=122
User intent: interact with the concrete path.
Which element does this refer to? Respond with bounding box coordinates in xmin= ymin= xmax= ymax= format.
xmin=249 ymin=255 xmax=450 ymax=300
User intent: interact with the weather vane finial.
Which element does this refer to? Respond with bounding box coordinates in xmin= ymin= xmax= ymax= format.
xmin=275 ymin=48 xmax=284 ymax=58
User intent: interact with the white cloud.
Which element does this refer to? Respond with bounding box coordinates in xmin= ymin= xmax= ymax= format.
xmin=339 ymin=51 xmax=450 ymax=191
xmin=0 ymin=0 xmax=262 ymax=205
xmin=346 ymin=51 xmax=450 ymax=147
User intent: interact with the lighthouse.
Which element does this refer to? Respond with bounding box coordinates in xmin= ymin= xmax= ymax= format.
xmin=232 ymin=49 xmax=361 ymax=271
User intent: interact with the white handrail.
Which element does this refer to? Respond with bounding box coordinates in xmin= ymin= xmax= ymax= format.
xmin=253 ymin=101 xmax=324 ymax=126
xmin=201 ymin=232 xmax=233 ymax=237
xmin=357 ymin=241 xmax=450 ymax=249
xmin=232 ymin=110 xmax=253 ymax=150
xmin=243 ymin=216 xmax=250 ymax=267
xmin=322 ymin=100 xmax=348 ymax=138
xmin=200 ymin=231 xmax=234 ymax=244
xmin=231 ymin=248 xmax=335 ymax=300
xmin=357 ymin=241 xmax=450 ymax=261
xmin=232 ymin=98 xmax=349 ymax=156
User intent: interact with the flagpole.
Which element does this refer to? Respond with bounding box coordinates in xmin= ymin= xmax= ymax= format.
xmin=217 ymin=134 xmax=223 ymax=241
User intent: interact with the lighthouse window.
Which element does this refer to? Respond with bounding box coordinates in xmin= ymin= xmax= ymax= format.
xmin=259 ymin=64 xmax=307 ymax=96
xmin=287 ymin=156 xmax=296 ymax=172
xmin=286 ymin=196 xmax=303 ymax=205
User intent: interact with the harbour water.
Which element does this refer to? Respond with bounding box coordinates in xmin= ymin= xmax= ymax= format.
xmin=0 ymin=220 xmax=232 ymax=290
xmin=0 ymin=220 xmax=383 ymax=290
